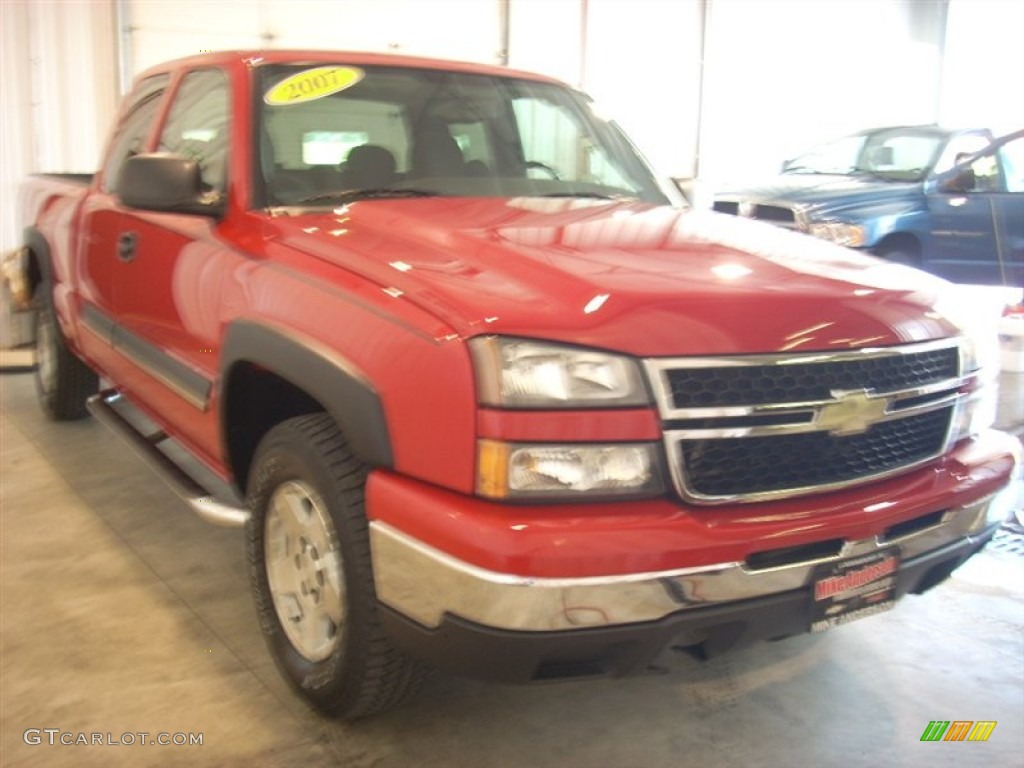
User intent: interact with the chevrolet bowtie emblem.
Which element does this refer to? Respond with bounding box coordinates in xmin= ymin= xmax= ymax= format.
xmin=816 ymin=389 xmax=891 ymax=435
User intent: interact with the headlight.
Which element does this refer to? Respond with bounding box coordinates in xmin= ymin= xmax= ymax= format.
xmin=808 ymin=221 xmax=867 ymax=247
xmin=470 ymin=337 xmax=649 ymax=408
xmin=951 ymin=333 xmax=999 ymax=443
xmin=477 ymin=440 xmax=664 ymax=500
xmin=958 ymin=328 xmax=1000 ymax=377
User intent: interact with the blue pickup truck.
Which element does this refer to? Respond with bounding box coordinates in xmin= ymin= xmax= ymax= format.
xmin=713 ymin=126 xmax=1024 ymax=287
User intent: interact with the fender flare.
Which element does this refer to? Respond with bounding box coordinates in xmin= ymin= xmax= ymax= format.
xmin=22 ymin=226 xmax=52 ymax=292
xmin=219 ymin=320 xmax=394 ymax=470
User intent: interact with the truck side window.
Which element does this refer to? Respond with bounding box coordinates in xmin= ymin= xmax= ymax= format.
xmin=159 ymin=69 xmax=230 ymax=194
xmin=1000 ymin=136 xmax=1024 ymax=193
xmin=962 ymin=153 xmax=1002 ymax=192
xmin=933 ymin=134 xmax=990 ymax=174
xmin=102 ymin=75 xmax=169 ymax=193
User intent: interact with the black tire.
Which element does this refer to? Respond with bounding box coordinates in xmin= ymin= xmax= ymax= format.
xmin=245 ymin=413 xmax=426 ymax=719
xmin=33 ymin=284 xmax=98 ymax=420
xmin=876 ymin=245 xmax=920 ymax=268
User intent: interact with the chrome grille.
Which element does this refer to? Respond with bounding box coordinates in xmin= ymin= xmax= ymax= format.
xmin=680 ymin=409 xmax=951 ymax=498
xmin=713 ymin=200 xmax=798 ymax=227
xmin=645 ymin=339 xmax=967 ymax=504
xmin=666 ymin=345 xmax=960 ymax=408
xmin=748 ymin=204 xmax=795 ymax=225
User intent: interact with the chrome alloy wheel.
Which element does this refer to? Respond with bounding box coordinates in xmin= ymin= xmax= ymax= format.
xmin=264 ymin=480 xmax=346 ymax=662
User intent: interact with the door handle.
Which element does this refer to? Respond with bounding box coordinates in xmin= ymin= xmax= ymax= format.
xmin=117 ymin=232 xmax=138 ymax=262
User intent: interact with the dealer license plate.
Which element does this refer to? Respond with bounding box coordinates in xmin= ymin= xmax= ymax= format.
xmin=810 ymin=547 xmax=900 ymax=633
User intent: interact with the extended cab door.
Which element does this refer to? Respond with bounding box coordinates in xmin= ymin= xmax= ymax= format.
xmin=77 ymin=74 xmax=169 ymax=374
xmin=927 ymin=131 xmax=1024 ymax=286
xmin=110 ymin=68 xmax=232 ymax=465
xmin=991 ymin=132 xmax=1024 ymax=287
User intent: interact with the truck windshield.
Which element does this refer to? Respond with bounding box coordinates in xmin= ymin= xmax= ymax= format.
xmin=254 ymin=63 xmax=667 ymax=207
xmin=782 ymin=128 xmax=946 ymax=182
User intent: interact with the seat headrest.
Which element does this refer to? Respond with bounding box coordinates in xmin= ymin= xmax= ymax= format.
xmin=411 ymin=119 xmax=465 ymax=178
xmin=341 ymin=144 xmax=397 ymax=188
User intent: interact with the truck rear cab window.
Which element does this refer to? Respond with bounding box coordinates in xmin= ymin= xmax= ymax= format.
xmin=159 ymin=69 xmax=231 ymax=194
xmin=102 ymin=74 xmax=169 ymax=193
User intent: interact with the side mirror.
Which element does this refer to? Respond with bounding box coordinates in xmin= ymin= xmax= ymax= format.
xmin=118 ymin=153 xmax=223 ymax=217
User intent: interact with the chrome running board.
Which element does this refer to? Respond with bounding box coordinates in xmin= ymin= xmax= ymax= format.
xmin=87 ymin=390 xmax=250 ymax=527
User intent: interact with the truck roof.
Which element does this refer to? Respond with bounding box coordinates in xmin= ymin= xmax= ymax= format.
xmin=134 ymin=49 xmax=565 ymax=87
xmin=854 ymin=124 xmax=988 ymax=138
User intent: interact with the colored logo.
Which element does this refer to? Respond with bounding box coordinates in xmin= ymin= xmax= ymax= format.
xmin=920 ymin=721 xmax=996 ymax=742
xmin=816 ymin=389 xmax=891 ymax=436
xmin=264 ymin=66 xmax=364 ymax=106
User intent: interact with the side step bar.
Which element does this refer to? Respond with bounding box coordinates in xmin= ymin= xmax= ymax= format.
xmin=87 ymin=390 xmax=250 ymax=527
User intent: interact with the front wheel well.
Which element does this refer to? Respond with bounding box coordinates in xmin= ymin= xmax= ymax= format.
xmin=222 ymin=363 xmax=325 ymax=493
xmin=23 ymin=228 xmax=52 ymax=298
xmin=873 ymin=233 xmax=922 ymax=266
xmin=25 ymin=249 xmax=43 ymax=297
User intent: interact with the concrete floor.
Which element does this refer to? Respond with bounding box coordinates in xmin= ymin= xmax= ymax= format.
xmin=1 ymin=366 xmax=1022 ymax=768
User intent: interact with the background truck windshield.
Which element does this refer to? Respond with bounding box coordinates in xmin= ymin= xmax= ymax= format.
xmin=782 ymin=127 xmax=957 ymax=182
xmin=255 ymin=63 xmax=667 ymax=206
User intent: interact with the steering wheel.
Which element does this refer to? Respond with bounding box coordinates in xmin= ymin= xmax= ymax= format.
xmin=524 ymin=161 xmax=561 ymax=180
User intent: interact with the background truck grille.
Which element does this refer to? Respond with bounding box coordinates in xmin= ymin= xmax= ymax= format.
xmin=713 ymin=201 xmax=797 ymax=227
xmin=645 ymin=340 xmax=966 ymax=503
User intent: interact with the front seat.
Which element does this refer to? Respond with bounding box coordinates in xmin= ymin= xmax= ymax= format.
xmin=339 ymin=144 xmax=398 ymax=189
xmin=411 ymin=119 xmax=465 ymax=178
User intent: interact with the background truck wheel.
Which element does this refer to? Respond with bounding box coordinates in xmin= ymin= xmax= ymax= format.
xmin=875 ymin=244 xmax=921 ymax=269
xmin=245 ymin=413 xmax=425 ymax=719
xmin=33 ymin=284 xmax=97 ymax=420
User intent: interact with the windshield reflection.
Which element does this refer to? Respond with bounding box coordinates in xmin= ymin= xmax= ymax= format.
xmin=255 ymin=63 xmax=668 ymax=208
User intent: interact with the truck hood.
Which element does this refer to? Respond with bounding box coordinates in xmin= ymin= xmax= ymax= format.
xmin=716 ymin=173 xmax=920 ymax=210
xmin=266 ymin=197 xmax=964 ymax=357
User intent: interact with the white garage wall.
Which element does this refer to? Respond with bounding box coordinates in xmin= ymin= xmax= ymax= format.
xmin=941 ymin=0 xmax=1024 ymax=135
xmin=2 ymin=0 xmax=1020 ymax=256
xmin=0 ymin=2 xmax=35 ymax=255
xmin=506 ymin=0 xmax=705 ymax=176
xmin=127 ymin=1 xmax=262 ymax=73
xmin=0 ymin=0 xmax=118 ymax=253
xmin=127 ymin=0 xmax=503 ymax=75
xmin=699 ymin=0 xmax=948 ymax=186
xmin=507 ymin=0 xmax=583 ymax=86
xmin=584 ymin=0 xmax=704 ymax=179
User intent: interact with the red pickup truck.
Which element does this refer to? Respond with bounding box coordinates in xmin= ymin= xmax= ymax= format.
xmin=16 ymin=50 xmax=1022 ymax=718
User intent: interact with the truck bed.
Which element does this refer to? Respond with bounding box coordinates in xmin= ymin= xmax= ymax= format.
xmin=20 ymin=173 xmax=95 ymax=226
xmin=29 ymin=172 xmax=94 ymax=185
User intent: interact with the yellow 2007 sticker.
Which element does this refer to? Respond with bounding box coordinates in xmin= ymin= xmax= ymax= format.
xmin=264 ymin=66 xmax=364 ymax=106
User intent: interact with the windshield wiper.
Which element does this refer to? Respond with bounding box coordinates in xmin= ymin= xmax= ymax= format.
xmin=781 ymin=165 xmax=826 ymax=174
xmin=846 ymin=167 xmax=906 ymax=182
xmin=539 ymin=191 xmax=626 ymax=200
xmin=293 ymin=188 xmax=440 ymax=205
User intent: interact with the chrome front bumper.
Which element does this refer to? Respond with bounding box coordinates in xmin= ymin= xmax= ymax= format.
xmin=370 ymin=475 xmax=1020 ymax=634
